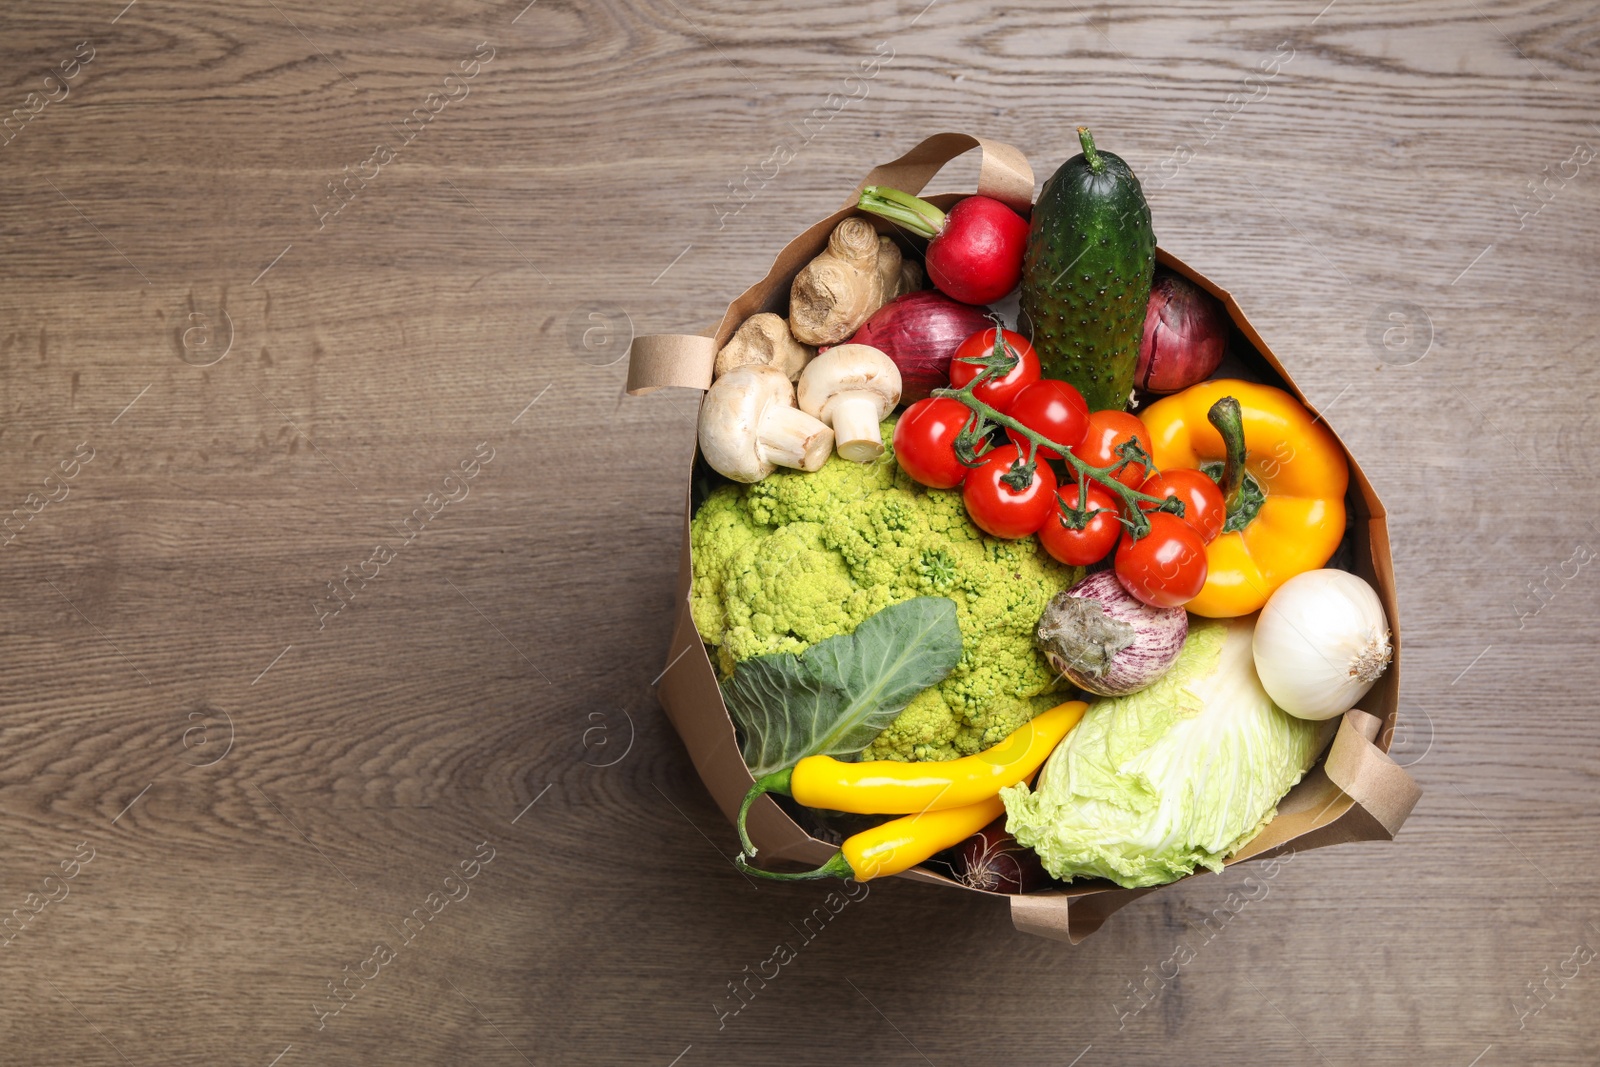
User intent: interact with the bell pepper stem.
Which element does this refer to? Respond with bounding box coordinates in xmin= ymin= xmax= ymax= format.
xmin=856 ymin=185 xmax=946 ymax=239
xmin=737 ymin=767 xmax=794 ymax=857
xmin=735 ymin=851 xmax=854 ymax=882
xmin=1209 ymin=397 xmax=1248 ymax=510
xmin=1207 ymin=396 xmax=1266 ymax=533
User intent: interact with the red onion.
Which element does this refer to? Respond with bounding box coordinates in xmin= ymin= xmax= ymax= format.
xmin=1135 ymin=270 xmax=1229 ymax=395
xmin=949 ymin=818 xmax=1050 ymax=894
xmin=842 ymin=291 xmax=993 ymax=402
xmin=1035 ymin=570 xmax=1188 ymax=696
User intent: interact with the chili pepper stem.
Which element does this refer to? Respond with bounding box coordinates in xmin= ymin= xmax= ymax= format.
xmin=856 ymin=185 xmax=947 ymax=239
xmin=737 ymin=767 xmax=795 ymax=857
xmin=735 ymin=851 xmax=853 ymax=882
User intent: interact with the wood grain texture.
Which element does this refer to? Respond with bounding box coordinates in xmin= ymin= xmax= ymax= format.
xmin=0 ymin=0 xmax=1597 ymax=1063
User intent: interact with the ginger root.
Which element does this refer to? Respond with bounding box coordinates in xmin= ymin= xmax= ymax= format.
xmin=713 ymin=313 xmax=814 ymax=381
xmin=894 ymin=257 xmax=924 ymax=300
xmin=790 ymin=218 xmax=895 ymax=346
xmin=872 ymin=237 xmax=905 ymax=306
xmin=873 ymin=236 xmax=925 ymax=302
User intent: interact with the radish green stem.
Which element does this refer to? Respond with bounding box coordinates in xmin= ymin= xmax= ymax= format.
xmin=857 ymin=185 xmax=947 ymax=239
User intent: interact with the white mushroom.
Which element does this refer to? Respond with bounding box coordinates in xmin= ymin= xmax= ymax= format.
xmin=698 ymin=365 xmax=834 ymax=483
xmin=796 ymin=344 xmax=902 ymax=463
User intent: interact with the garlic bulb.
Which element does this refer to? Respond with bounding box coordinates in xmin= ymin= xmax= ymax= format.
xmin=1251 ymin=569 xmax=1392 ymax=721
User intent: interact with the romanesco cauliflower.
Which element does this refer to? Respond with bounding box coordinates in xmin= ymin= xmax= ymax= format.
xmin=690 ymin=419 xmax=1083 ymax=761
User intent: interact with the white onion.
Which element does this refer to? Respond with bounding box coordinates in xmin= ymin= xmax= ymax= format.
xmin=1252 ymin=569 xmax=1392 ymax=720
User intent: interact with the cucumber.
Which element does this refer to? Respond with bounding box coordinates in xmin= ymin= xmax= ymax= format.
xmin=1020 ymin=127 xmax=1155 ymax=412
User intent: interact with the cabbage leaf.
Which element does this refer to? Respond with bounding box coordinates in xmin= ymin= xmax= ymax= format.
xmin=724 ymin=596 xmax=963 ymax=776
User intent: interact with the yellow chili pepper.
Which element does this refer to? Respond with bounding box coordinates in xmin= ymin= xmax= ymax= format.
xmin=1141 ymin=379 xmax=1349 ymax=618
xmin=736 ymin=700 xmax=1087 ymax=857
xmin=737 ymin=795 xmax=1005 ymax=882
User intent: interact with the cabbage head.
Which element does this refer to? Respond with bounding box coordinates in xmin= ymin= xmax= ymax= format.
xmin=1001 ymin=617 xmax=1330 ymax=889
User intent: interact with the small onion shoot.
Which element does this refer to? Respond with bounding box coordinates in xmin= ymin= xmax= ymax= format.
xmin=1252 ymin=569 xmax=1393 ymax=721
xmin=947 ymin=818 xmax=1051 ymax=895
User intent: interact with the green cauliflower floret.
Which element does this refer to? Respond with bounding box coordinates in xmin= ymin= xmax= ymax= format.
xmin=865 ymin=688 xmax=964 ymax=762
xmin=718 ymin=521 xmax=871 ymax=673
xmin=689 ymin=486 xmax=766 ymax=644
xmin=690 ymin=418 xmax=1083 ymax=762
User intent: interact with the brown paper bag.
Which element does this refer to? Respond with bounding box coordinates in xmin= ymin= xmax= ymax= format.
xmin=627 ymin=133 xmax=1419 ymax=943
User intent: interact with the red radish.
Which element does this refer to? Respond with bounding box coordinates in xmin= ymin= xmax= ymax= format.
xmin=857 ymin=186 xmax=1028 ymax=305
xmin=839 ymin=291 xmax=993 ymax=402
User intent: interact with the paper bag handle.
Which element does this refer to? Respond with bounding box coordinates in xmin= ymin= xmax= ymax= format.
xmin=625 ymin=333 xmax=716 ymax=396
xmin=845 ymin=132 xmax=1035 ymax=212
xmin=1319 ymin=707 xmax=1422 ymax=838
xmin=1008 ymin=707 xmax=1421 ymax=944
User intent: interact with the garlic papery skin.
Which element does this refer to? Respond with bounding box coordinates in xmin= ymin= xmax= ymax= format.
xmin=1251 ymin=569 xmax=1393 ymax=721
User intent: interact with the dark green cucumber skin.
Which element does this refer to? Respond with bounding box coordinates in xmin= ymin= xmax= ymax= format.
xmin=1020 ymin=149 xmax=1155 ymax=412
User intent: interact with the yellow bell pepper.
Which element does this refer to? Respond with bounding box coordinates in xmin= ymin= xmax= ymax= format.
xmin=1141 ymin=379 xmax=1348 ymax=618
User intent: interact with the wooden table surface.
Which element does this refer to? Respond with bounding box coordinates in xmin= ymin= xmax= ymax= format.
xmin=2 ymin=0 xmax=1596 ymax=1063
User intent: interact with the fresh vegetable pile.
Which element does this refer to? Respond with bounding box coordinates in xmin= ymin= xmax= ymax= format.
xmin=689 ymin=127 xmax=1393 ymax=892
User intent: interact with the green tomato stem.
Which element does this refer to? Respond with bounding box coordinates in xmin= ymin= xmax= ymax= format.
xmin=930 ymin=382 xmax=1171 ymax=535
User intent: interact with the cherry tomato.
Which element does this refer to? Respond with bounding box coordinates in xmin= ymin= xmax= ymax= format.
xmin=1114 ymin=512 xmax=1208 ymax=608
xmin=963 ymin=444 xmax=1057 ymax=540
xmin=1070 ymin=410 xmax=1153 ymax=489
xmin=1037 ymin=479 xmax=1122 ymax=565
xmin=1139 ymin=468 xmax=1226 ymax=542
xmin=893 ymin=398 xmax=972 ymax=489
xmin=1005 ymin=380 xmax=1090 ymax=459
xmin=949 ymin=329 xmax=1040 ymax=412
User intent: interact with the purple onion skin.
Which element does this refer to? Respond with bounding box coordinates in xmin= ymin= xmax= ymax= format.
xmin=844 ymin=290 xmax=993 ymax=402
xmin=1036 ymin=570 xmax=1188 ymax=697
xmin=1135 ymin=271 xmax=1229 ymax=395
xmin=950 ymin=819 xmax=1051 ymax=894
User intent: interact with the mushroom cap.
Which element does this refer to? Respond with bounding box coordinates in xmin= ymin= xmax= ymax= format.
xmin=796 ymin=344 xmax=902 ymax=423
xmin=697 ymin=365 xmax=795 ymax=483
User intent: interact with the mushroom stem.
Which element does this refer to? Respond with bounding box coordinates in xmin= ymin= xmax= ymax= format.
xmin=829 ymin=394 xmax=887 ymax=462
xmin=761 ymin=404 xmax=834 ymax=471
xmin=796 ymin=343 xmax=900 ymax=464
